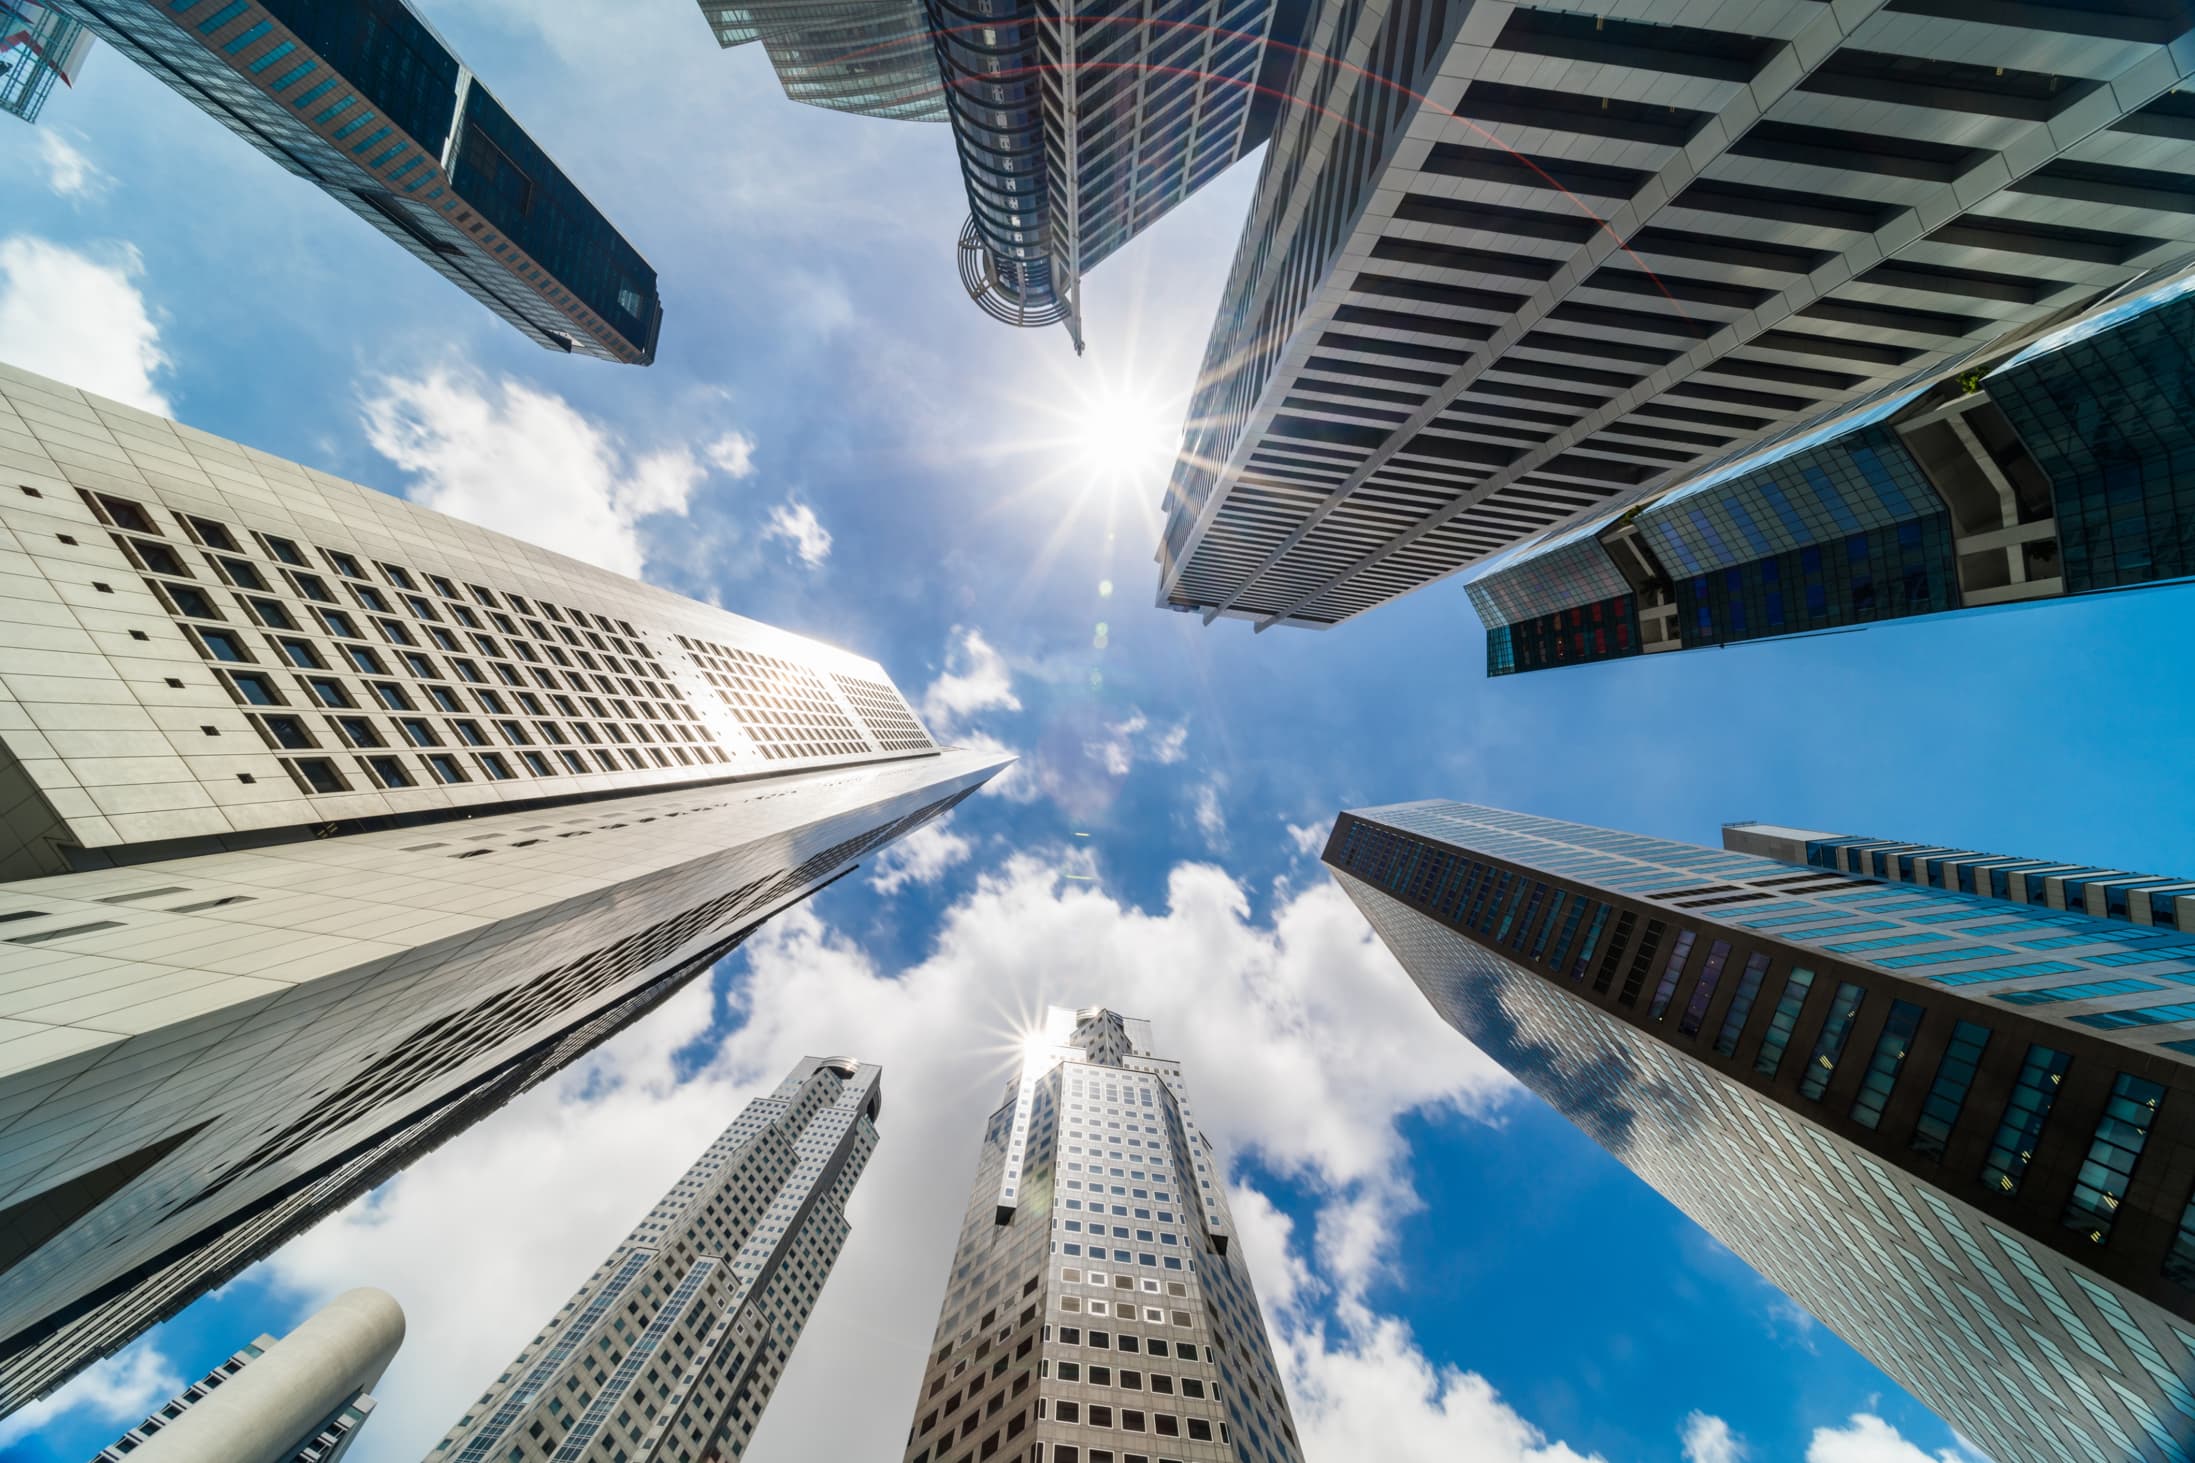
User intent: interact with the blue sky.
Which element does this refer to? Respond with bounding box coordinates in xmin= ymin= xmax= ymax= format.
xmin=5 ymin=3 xmax=2195 ymax=1460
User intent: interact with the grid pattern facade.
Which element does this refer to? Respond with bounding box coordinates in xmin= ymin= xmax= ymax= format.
xmin=1666 ymin=514 xmax=1958 ymax=651
xmin=695 ymin=0 xmax=948 ymax=121
xmin=96 ymin=1333 xmax=376 ymax=1463
xmin=0 ymin=2 xmax=93 ymax=123
xmin=1990 ymin=286 xmax=2195 ymax=594
xmin=61 ymin=0 xmax=662 ymax=363
xmin=1159 ymin=0 xmax=2195 ymax=630
xmin=1327 ymin=802 xmax=2195 ymax=1463
xmin=1483 ymin=592 xmax=1637 ymax=678
xmin=0 ymin=360 xmax=1010 ymax=1417
xmin=902 ymin=1008 xmax=1303 ymax=1463
xmin=432 ymin=1058 xmax=883 ymax=1463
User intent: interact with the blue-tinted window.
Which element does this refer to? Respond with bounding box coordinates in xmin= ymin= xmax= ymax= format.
xmin=1647 ymin=930 xmax=1699 ymax=1021
xmin=1798 ymin=982 xmax=1867 ymax=1100
xmin=1848 ymin=1000 xmax=1923 ymax=1130
xmin=1712 ymin=953 xmax=1773 ymax=1056
xmin=1677 ymin=940 xmax=1733 ymax=1037
xmin=1980 ymin=1044 xmax=2073 ymax=1195
xmin=1911 ymin=1020 xmax=1990 ymax=1161
xmin=1754 ymin=968 xmax=1816 ymax=1077
xmin=2063 ymin=1074 xmax=2163 ymax=1245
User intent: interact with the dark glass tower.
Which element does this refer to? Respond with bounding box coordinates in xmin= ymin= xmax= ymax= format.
xmin=1328 ymin=801 xmax=2195 ymax=1463
xmin=60 ymin=0 xmax=663 ymax=363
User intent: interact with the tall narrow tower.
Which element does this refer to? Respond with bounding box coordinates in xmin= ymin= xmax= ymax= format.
xmin=903 ymin=1007 xmax=1303 ymax=1463
xmin=0 ymin=361 xmax=1008 ymax=1416
xmin=1327 ymin=800 xmax=2195 ymax=1463
xmin=432 ymin=1057 xmax=884 ymax=1463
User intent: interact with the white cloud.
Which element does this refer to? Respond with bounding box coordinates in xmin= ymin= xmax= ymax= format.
xmin=1286 ymin=821 xmax=1330 ymax=859
xmin=0 ymin=236 xmax=170 ymax=414
xmin=0 ymin=1339 xmax=180 ymax=1448
xmin=1085 ymin=710 xmax=1190 ymax=777
xmin=762 ymin=500 xmax=832 ymax=566
xmin=1192 ymin=779 xmax=1229 ymax=853
xmin=1807 ymin=1414 xmax=1979 ymax=1463
xmin=921 ymin=627 xmax=1022 ymax=730
xmin=1683 ymin=1411 xmax=1747 ymax=1463
xmin=706 ymin=430 xmax=757 ymax=478
xmin=261 ymin=853 xmax=1515 ymax=1462
xmin=868 ymin=819 xmax=973 ymax=894
xmin=360 ymin=367 xmax=732 ymax=579
xmin=37 ymin=131 xmax=104 ymax=199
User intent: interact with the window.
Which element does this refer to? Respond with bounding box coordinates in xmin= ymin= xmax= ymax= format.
xmin=1911 ymin=1020 xmax=1990 ymax=1161
xmin=229 ymin=673 xmax=278 ymax=705
xmin=199 ymin=629 xmax=247 ymax=662
xmin=1646 ymin=930 xmax=1699 ymax=1020
xmin=249 ymin=597 xmax=294 ymax=629
xmin=428 ymin=686 xmax=463 ymax=713
xmin=480 ymin=752 xmax=515 ymax=780
xmin=404 ymin=652 xmax=438 ymax=678
xmin=1798 ymin=981 xmax=1867 ymax=1101
xmin=454 ymin=720 xmax=489 ymax=746
xmin=131 ymin=539 xmax=186 ymax=576
xmin=167 ymin=585 xmax=217 ymax=619
xmin=318 ymin=608 xmax=359 ymax=639
xmin=367 ymin=756 xmax=413 ymax=788
xmin=308 ymin=678 xmax=352 ymax=708
xmin=1675 ymin=939 xmax=1733 ymax=1036
xmin=1980 ymin=1043 xmax=2073 ymax=1195
xmin=336 ymin=717 xmax=382 ymax=748
xmin=1712 ymin=953 xmax=1773 ymax=1055
xmin=400 ymin=719 xmax=439 ymax=747
xmin=292 ymin=758 xmax=343 ymax=793
xmin=280 ymin=639 xmax=322 ymax=669
xmin=1753 ymin=968 xmax=1816 ymax=1077
xmin=1848 ymin=1000 xmax=1923 ymax=1130
xmin=428 ymin=754 xmax=467 ymax=784
xmin=346 ymin=645 xmax=385 ymax=675
xmin=377 ymin=617 xmax=415 ymax=645
xmin=262 ymin=534 xmax=306 ymax=566
xmin=95 ymin=494 xmax=155 ymax=532
xmin=292 ymin=572 xmax=335 ymax=603
xmin=2063 ymin=1073 xmax=2163 ymax=1244
xmin=259 ymin=716 xmax=310 ymax=749
xmin=215 ymin=557 xmax=265 ymax=590
xmin=327 ymin=550 xmax=365 ymax=578
xmin=372 ymin=682 xmax=412 ymax=711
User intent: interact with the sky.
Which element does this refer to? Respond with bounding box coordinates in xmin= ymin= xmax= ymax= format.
xmin=4 ymin=3 xmax=2195 ymax=1460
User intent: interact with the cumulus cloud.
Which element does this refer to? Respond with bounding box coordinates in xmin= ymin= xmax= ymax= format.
xmin=1807 ymin=1414 xmax=1978 ymax=1463
xmin=1085 ymin=710 xmax=1190 ymax=777
xmin=0 ymin=1340 xmax=180 ymax=1448
xmin=261 ymin=853 xmax=1515 ymax=1462
xmin=37 ymin=131 xmax=104 ymax=199
xmin=1286 ymin=821 xmax=1330 ymax=859
xmin=359 ymin=367 xmax=743 ymax=578
xmin=869 ymin=819 xmax=974 ymax=894
xmin=921 ymin=627 xmax=1022 ymax=730
xmin=705 ymin=430 xmax=757 ymax=478
xmin=1683 ymin=1411 xmax=1747 ymax=1463
xmin=0 ymin=236 xmax=170 ymax=414
xmin=762 ymin=500 xmax=832 ymax=566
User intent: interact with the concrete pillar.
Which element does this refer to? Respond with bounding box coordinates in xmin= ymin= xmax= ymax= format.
xmin=127 ymin=1288 xmax=404 ymax=1463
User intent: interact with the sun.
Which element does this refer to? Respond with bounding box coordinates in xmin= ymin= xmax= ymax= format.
xmin=1062 ymin=382 xmax=1181 ymax=492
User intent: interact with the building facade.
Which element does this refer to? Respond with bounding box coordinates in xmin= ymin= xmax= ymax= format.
xmin=431 ymin=1057 xmax=884 ymax=1463
xmin=1468 ymin=267 xmax=2195 ymax=677
xmin=56 ymin=0 xmax=662 ymax=363
xmin=1327 ymin=800 xmax=2195 ymax=1462
xmin=0 ymin=360 xmax=1008 ymax=1415
xmin=694 ymin=0 xmax=948 ymax=122
xmin=903 ymin=1007 xmax=1302 ymax=1463
xmin=96 ymin=1287 xmax=403 ymax=1463
xmin=1 ymin=1 xmax=95 ymax=124
xmin=1158 ymin=0 xmax=2195 ymax=631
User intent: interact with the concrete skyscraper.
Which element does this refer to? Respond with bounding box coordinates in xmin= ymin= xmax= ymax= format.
xmin=57 ymin=0 xmax=662 ymax=364
xmin=1327 ymin=800 xmax=2195 ymax=1462
xmin=432 ymin=1056 xmax=883 ymax=1463
xmin=95 ymin=1288 xmax=403 ymax=1463
xmin=0 ymin=360 xmax=1008 ymax=1417
xmin=1158 ymin=2 xmax=2195 ymax=631
xmin=903 ymin=1007 xmax=1302 ymax=1463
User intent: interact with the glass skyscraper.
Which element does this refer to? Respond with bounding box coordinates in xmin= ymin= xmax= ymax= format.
xmin=902 ymin=1007 xmax=1303 ymax=1463
xmin=694 ymin=0 xmax=948 ymax=122
xmin=1157 ymin=2 xmax=2195 ymax=632
xmin=432 ymin=1058 xmax=883 ymax=1463
xmin=1 ymin=2 xmax=95 ymax=124
xmin=1327 ymin=800 xmax=2195 ymax=1462
xmin=58 ymin=0 xmax=663 ymax=363
xmin=0 ymin=360 xmax=1008 ymax=1418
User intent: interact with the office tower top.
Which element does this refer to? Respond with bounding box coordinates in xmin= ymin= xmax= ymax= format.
xmin=0 ymin=3 xmax=95 ymax=125
xmin=0 ymin=360 xmax=1007 ymax=1418
xmin=95 ymin=1287 xmax=402 ymax=1463
xmin=1158 ymin=2 xmax=2195 ymax=630
xmin=696 ymin=0 xmax=948 ymax=122
xmin=64 ymin=0 xmax=661 ymax=363
xmin=902 ymin=1006 xmax=1303 ymax=1463
xmin=435 ymin=1056 xmax=882 ymax=1463
xmin=933 ymin=0 xmax=1310 ymax=347
xmin=1329 ymin=801 xmax=2195 ymax=1463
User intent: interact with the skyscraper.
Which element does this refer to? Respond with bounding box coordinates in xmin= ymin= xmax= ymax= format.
xmin=57 ymin=0 xmax=662 ymax=364
xmin=1 ymin=2 xmax=95 ymax=124
xmin=695 ymin=0 xmax=949 ymax=122
xmin=0 ymin=360 xmax=1008 ymax=1415
xmin=1326 ymin=800 xmax=2195 ymax=1463
xmin=432 ymin=1057 xmax=884 ymax=1463
xmin=94 ymin=1288 xmax=403 ymax=1463
xmin=1464 ymin=266 xmax=2195 ymax=677
xmin=1157 ymin=3 xmax=2195 ymax=631
xmin=903 ymin=1007 xmax=1302 ymax=1463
